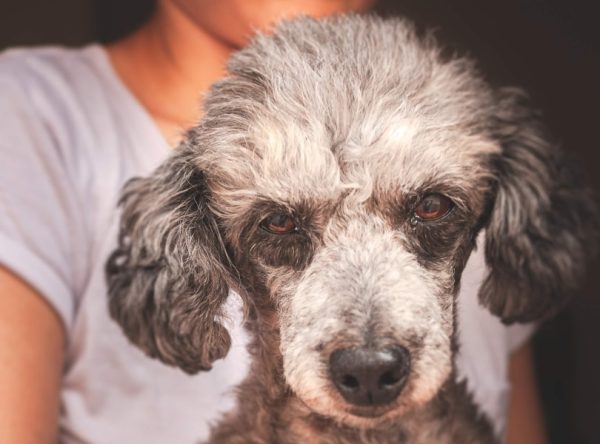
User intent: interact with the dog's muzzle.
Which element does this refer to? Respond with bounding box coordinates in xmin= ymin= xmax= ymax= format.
xmin=329 ymin=345 xmax=411 ymax=407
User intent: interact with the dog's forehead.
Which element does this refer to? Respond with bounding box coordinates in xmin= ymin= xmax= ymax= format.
xmin=197 ymin=16 xmax=500 ymax=210
xmin=200 ymin=92 xmax=499 ymax=213
xmin=246 ymin=111 xmax=499 ymax=201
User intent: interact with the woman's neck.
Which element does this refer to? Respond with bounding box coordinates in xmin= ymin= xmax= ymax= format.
xmin=105 ymin=1 xmax=235 ymax=146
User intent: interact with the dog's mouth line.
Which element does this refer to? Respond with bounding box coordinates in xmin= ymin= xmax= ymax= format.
xmin=346 ymin=407 xmax=394 ymax=418
xmin=343 ymin=399 xmax=407 ymax=418
xmin=295 ymin=391 xmax=399 ymax=421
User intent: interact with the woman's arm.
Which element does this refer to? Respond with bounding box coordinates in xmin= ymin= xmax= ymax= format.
xmin=505 ymin=341 xmax=548 ymax=444
xmin=0 ymin=266 xmax=65 ymax=444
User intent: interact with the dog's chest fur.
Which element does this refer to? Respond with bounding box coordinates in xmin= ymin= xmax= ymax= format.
xmin=209 ymin=375 xmax=498 ymax=444
xmin=206 ymin=304 xmax=498 ymax=444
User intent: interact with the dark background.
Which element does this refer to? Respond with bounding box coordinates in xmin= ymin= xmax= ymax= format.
xmin=1 ymin=1 xmax=598 ymax=442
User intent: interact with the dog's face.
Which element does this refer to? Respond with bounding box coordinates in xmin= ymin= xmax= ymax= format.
xmin=201 ymin=58 xmax=498 ymax=425
xmin=223 ymin=140 xmax=498 ymax=425
xmin=106 ymin=15 xmax=597 ymax=428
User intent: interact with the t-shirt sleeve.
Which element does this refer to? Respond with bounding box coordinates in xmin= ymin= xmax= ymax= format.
xmin=506 ymin=322 xmax=537 ymax=353
xmin=0 ymin=56 xmax=82 ymax=333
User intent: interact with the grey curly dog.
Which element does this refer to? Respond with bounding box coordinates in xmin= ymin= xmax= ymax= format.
xmin=106 ymin=14 xmax=597 ymax=444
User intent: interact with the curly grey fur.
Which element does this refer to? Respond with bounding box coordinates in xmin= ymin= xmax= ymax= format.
xmin=481 ymin=88 xmax=598 ymax=323
xmin=106 ymin=148 xmax=235 ymax=374
xmin=105 ymin=14 xmax=597 ymax=443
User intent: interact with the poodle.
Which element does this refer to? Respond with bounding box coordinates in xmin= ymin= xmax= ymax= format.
xmin=106 ymin=15 xmax=597 ymax=443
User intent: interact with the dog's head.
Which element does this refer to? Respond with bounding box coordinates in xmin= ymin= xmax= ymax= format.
xmin=106 ymin=16 xmax=597 ymax=427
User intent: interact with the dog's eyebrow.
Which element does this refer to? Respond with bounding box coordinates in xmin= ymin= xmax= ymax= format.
xmin=368 ymin=180 xmax=483 ymax=215
xmin=243 ymin=196 xmax=337 ymax=225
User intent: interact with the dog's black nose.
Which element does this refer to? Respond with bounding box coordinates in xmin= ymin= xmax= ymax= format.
xmin=329 ymin=345 xmax=410 ymax=406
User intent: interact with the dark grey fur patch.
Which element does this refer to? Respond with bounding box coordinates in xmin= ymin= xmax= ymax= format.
xmin=106 ymin=147 xmax=235 ymax=374
xmin=481 ymin=88 xmax=599 ymax=323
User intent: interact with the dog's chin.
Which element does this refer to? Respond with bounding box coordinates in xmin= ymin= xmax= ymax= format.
xmin=297 ymin=392 xmax=426 ymax=430
xmin=339 ymin=405 xmax=408 ymax=428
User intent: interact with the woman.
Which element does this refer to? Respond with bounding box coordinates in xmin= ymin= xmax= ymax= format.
xmin=0 ymin=1 xmax=547 ymax=442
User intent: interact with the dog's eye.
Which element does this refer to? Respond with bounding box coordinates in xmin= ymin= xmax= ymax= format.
xmin=414 ymin=194 xmax=453 ymax=221
xmin=260 ymin=213 xmax=297 ymax=234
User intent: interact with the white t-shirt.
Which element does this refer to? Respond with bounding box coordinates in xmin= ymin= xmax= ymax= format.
xmin=0 ymin=45 xmax=532 ymax=444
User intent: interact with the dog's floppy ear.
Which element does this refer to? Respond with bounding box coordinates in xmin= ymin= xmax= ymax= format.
xmin=106 ymin=148 xmax=234 ymax=374
xmin=480 ymin=87 xmax=598 ymax=324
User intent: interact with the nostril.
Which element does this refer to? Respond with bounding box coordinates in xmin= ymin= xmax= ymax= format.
xmin=379 ymin=370 xmax=401 ymax=388
xmin=341 ymin=375 xmax=360 ymax=391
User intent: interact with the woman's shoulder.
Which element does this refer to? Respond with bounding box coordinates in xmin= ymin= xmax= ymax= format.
xmin=0 ymin=44 xmax=107 ymax=98
xmin=0 ymin=44 xmax=99 ymax=65
xmin=0 ymin=44 xmax=140 ymax=128
xmin=0 ymin=44 xmax=119 ymax=144
xmin=0 ymin=43 xmax=168 ymax=173
xmin=0 ymin=44 xmax=169 ymax=337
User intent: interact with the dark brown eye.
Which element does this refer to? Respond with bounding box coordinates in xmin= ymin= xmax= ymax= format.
xmin=414 ymin=194 xmax=453 ymax=221
xmin=260 ymin=213 xmax=297 ymax=234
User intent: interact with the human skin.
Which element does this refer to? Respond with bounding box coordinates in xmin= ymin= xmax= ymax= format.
xmin=108 ymin=0 xmax=375 ymax=146
xmin=0 ymin=1 xmax=546 ymax=442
